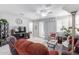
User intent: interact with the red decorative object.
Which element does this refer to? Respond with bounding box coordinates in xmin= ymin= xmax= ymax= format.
xmin=50 ymin=32 xmax=56 ymax=37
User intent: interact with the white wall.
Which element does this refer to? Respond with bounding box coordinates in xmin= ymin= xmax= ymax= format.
xmin=0 ymin=13 xmax=30 ymax=32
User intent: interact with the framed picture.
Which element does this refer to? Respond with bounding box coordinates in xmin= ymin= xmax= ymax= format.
xmin=15 ymin=18 xmax=23 ymax=25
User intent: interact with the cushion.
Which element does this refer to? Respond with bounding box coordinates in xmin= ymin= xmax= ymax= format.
xmin=25 ymin=43 xmax=49 ymax=55
xmin=14 ymin=39 xmax=50 ymax=55
xmin=15 ymin=39 xmax=33 ymax=55
xmin=49 ymin=50 xmax=59 ymax=55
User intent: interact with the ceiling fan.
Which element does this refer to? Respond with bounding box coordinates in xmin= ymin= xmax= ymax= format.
xmin=37 ymin=4 xmax=53 ymax=17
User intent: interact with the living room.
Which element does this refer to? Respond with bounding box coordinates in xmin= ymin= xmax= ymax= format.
xmin=0 ymin=4 xmax=79 ymax=55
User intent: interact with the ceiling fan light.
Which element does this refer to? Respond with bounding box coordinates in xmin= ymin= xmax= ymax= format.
xmin=41 ymin=13 xmax=47 ymax=17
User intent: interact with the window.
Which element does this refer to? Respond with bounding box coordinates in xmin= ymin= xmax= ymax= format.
xmin=56 ymin=16 xmax=72 ymax=32
xmin=56 ymin=14 xmax=79 ymax=35
xmin=76 ymin=15 xmax=79 ymax=34
xmin=57 ymin=19 xmax=62 ymax=32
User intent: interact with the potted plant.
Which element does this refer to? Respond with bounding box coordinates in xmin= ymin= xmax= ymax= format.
xmin=61 ymin=26 xmax=72 ymax=37
xmin=0 ymin=18 xmax=7 ymax=22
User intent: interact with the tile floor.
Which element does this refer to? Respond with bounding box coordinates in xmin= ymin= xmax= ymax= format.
xmin=0 ymin=44 xmax=11 ymax=55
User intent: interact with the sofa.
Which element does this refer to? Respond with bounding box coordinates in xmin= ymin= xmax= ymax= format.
xmin=8 ymin=37 xmax=59 ymax=55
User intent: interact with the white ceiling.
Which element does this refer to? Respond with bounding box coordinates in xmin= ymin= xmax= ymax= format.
xmin=0 ymin=4 xmax=79 ymax=20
